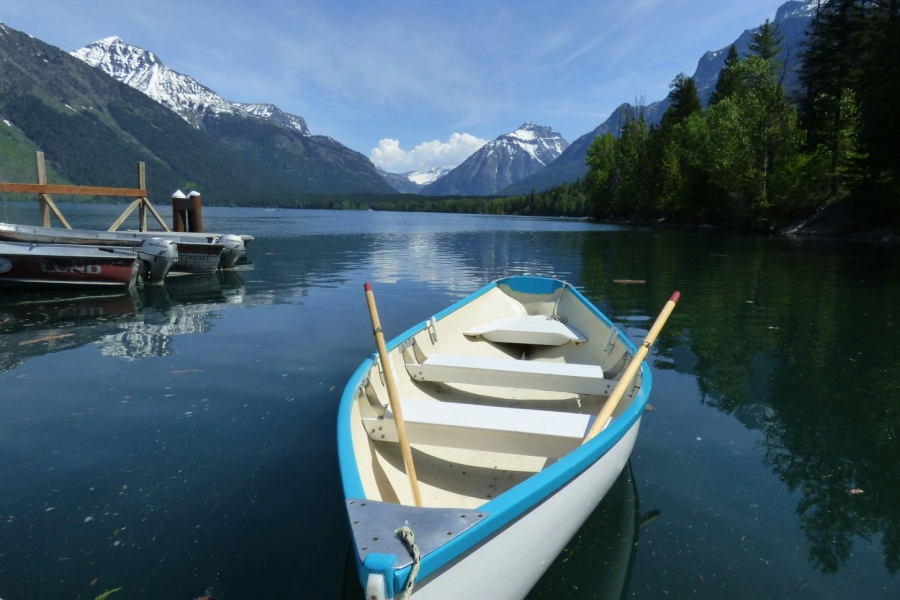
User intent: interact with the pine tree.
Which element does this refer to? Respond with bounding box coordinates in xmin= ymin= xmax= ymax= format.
xmin=664 ymin=73 xmax=703 ymax=125
xmin=586 ymin=133 xmax=617 ymax=217
xmin=798 ymin=0 xmax=867 ymax=197
xmin=749 ymin=19 xmax=785 ymax=62
xmin=709 ymin=45 xmax=742 ymax=105
xmin=855 ymin=0 xmax=900 ymax=209
xmin=659 ymin=73 xmax=703 ymax=139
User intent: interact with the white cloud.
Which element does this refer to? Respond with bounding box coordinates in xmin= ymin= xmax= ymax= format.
xmin=370 ymin=133 xmax=488 ymax=173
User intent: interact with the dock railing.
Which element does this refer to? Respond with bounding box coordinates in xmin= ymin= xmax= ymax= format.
xmin=0 ymin=151 xmax=170 ymax=232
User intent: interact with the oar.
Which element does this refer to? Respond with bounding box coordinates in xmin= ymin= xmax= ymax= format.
xmin=583 ymin=291 xmax=681 ymax=444
xmin=364 ymin=282 xmax=423 ymax=507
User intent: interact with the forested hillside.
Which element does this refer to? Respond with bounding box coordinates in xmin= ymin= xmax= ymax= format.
xmin=0 ymin=22 xmax=392 ymax=204
xmin=583 ymin=2 xmax=900 ymax=233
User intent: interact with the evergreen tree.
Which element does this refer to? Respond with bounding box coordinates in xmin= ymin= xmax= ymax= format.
xmin=706 ymin=56 xmax=803 ymax=228
xmin=798 ymin=0 xmax=867 ymax=197
xmin=615 ymin=107 xmax=652 ymax=217
xmin=855 ymin=0 xmax=900 ymax=210
xmin=585 ymin=133 xmax=617 ymax=217
xmin=663 ymin=73 xmax=703 ymax=127
xmin=709 ymin=45 xmax=743 ymax=105
xmin=653 ymin=74 xmax=703 ymax=213
xmin=749 ymin=19 xmax=785 ymax=62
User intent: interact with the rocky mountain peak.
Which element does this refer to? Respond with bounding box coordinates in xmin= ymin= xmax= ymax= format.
xmin=488 ymin=122 xmax=568 ymax=165
xmin=420 ymin=122 xmax=568 ymax=196
xmin=232 ymin=102 xmax=309 ymax=135
xmin=71 ymin=38 xmax=309 ymax=135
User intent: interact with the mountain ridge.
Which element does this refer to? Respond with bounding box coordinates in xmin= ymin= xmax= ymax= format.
xmin=499 ymin=0 xmax=818 ymax=196
xmin=71 ymin=37 xmax=310 ymax=135
xmin=0 ymin=23 xmax=393 ymax=202
xmin=421 ymin=121 xmax=568 ymax=196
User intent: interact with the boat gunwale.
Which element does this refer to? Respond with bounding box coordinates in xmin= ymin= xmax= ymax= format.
xmin=337 ymin=276 xmax=652 ymax=592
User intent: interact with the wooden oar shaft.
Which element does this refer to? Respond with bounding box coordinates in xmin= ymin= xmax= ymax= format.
xmin=364 ymin=283 xmax=423 ymax=507
xmin=583 ymin=291 xmax=680 ymax=443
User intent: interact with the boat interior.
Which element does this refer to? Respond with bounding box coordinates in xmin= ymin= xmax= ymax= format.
xmin=349 ymin=282 xmax=644 ymax=509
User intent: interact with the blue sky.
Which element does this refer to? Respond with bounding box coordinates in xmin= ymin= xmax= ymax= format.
xmin=4 ymin=0 xmax=788 ymax=172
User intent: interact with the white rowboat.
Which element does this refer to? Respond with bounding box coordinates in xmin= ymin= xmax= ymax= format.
xmin=339 ymin=276 xmax=660 ymax=599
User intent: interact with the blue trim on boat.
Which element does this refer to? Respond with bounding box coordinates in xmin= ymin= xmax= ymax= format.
xmin=337 ymin=276 xmax=652 ymax=593
xmin=388 ymin=367 xmax=651 ymax=591
xmin=337 ymin=357 xmax=374 ymax=499
xmin=498 ymin=275 xmax=566 ymax=295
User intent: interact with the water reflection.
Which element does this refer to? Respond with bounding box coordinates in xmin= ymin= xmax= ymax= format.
xmin=99 ymin=271 xmax=249 ymax=360
xmin=367 ymin=230 xmax=590 ymax=294
xmin=3 ymin=204 xmax=895 ymax=597
xmin=527 ymin=463 xmax=641 ymax=600
xmin=579 ymin=230 xmax=900 ymax=576
xmin=247 ymin=227 xmax=592 ymax=305
xmin=0 ymin=270 xmax=252 ymax=369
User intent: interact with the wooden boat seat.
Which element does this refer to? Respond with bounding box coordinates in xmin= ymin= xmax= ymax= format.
xmin=363 ymin=398 xmax=594 ymax=458
xmin=405 ymin=353 xmax=613 ymax=396
xmin=463 ymin=315 xmax=586 ymax=346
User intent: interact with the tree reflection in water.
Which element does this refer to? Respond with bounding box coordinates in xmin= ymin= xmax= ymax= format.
xmin=579 ymin=229 xmax=900 ymax=576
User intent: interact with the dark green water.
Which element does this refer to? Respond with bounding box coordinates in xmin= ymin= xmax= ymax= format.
xmin=0 ymin=203 xmax=897 ymax=599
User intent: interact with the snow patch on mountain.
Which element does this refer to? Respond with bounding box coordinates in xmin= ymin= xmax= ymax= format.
xmin=72 ymin=37 xmax=235 ymax=123
xmin=406 ymin=167 xmax=451 ymax=185
xmin=232 ymin=102 xmax=309 ymax=135
xmin=71 ymin=37 xmax=309 ymax=135
xmin=420 ymin=122 xmax=568 ymax=196
xmin=488 ymin=122 xmax=567 ymax=165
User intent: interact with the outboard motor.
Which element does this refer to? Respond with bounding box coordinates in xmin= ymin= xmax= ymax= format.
xmin=136 ymin=238 xmax=178 ymax=284
xmin=217 ymin=234 xmax=246 ymax=269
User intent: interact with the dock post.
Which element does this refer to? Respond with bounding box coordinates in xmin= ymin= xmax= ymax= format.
xmin=187 ymin=191 xmax=203 ymax=232
xmin=138 ymin=163 xmax=147 ymax=231
xmin=33 ymin=151 xmax=72 ymax=229
xmin=36 ymin=151 xmax=49 ymax=227
xmin=172 ymin=190 xmax=187 ymax=232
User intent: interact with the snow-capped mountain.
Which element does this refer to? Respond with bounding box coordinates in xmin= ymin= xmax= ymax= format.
xmin=71 ymin=37 xmax=309 ymax=134
xmin=421 ymin=122 xmax=568 ymax=196
xmin=0 ymin=21 xmax=392 ymax=199
xmin=377 ymin=168 xmax=422 ymax=193
xmin=501 ymin=0 xmax=818 ymax=196
xmin=377 ymin=166 xmax=452 ymax=193
xmin=406 ymin=166 xmax=452 ymax=186
xmin=231 ymin=102 xmax=309 ymax=135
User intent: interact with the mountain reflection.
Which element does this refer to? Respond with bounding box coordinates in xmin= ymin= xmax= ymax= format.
xmin=579 ymin=230 xmax=900 ymax=576
xmin=0 ymin=270 xmax=257 ymax=369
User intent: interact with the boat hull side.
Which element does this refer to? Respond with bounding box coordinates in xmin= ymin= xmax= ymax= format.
xmin=0 ymin=252 xmax=140 ymax=288
xmin=406 ymin=418 xmax=641 ymax=600
xmin=170 ymin=243 xmax=223 ymax=274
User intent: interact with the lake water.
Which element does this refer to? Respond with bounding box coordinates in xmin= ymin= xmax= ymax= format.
xmin=0 ymin=202 xmax=897 ymax=600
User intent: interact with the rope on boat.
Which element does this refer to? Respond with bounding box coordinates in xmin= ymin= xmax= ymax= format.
xmin=395 ymin=525 xmax=421 ymax=600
